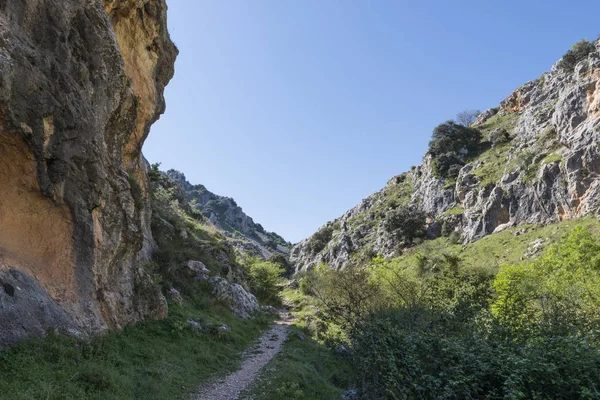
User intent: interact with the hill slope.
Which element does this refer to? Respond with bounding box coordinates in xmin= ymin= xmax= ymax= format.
xmin=164 ymin=170 xmax=291 ymax=258
xmin=292 ymin=38 xmax=600 ymax=271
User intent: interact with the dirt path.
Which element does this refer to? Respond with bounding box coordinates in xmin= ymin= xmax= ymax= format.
xmin=194 ymin=316 xmax=291 ymax=400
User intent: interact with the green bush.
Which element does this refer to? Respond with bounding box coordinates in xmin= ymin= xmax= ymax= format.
xmin=306 ymin=228 xmax=600 ymax=399
xmin=241 ymin=257 xmax=285 ymax=305
xmin=310 ymin=265 xmax=382 ymax=333
xmin=383 ymin=205 xmax=427 ymax=244
xmin=307 ymin=224 xmax=334 ymax=255
xmin=352 ymin=312 xmax=600 ymax=400
xmin=429 ymin=121 xmax=482 ymax=179
xmin=489 ymin=128 xmax=511 ymax=147
xmin=492 ymin=227 xmax=600 ymax=338
xmin=558 ymin=40 xmax=596 ymax=73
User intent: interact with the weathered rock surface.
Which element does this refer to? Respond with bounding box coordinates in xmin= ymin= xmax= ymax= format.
xmin=292 ymin=39 xmax=600 ymax=271
xmin=0 ymin=0 xmax=176 ymax=345
xmin=165 ymin=170 xmax=291 ymax=258
xmin=210 ymin=277 xmax=259 ymax=319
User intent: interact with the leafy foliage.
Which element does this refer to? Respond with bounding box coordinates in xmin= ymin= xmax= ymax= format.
xmin=558 ymin=40 xmax=596 ymax=73
xmin=489 ymin=127 xmax=511 ymax=147
xmin=492 ymin=227 xmax=600 ymax=338
xmin=296 ymin=226 xmax=600 ymax=399
xmin=241 ymin=257 xmax=285 ymax=305
xmin=383 ymin=205 xmax=427 ymax=244
xmin=307 ymin=224 xmax=334 ymax=255
xmin=429 ymin=121 xmax=482 ymax=179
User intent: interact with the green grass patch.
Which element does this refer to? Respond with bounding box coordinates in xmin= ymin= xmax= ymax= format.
xmin=390 ymin=217 xmax=600 ymax=275
xmin=0 ymin=288 xmax=273 ymax=400
xmin=472 ymin=143 xmax=511 ymax=188
xmin=542 ymin=152 xmax=562 ymax=165
xmin=444 ymin=206 xmax=464 ymax=216
xmin=478 ymin=112 xmax=519 ymax=137
xmin=241 ymin=325 xmax=352 ymax=400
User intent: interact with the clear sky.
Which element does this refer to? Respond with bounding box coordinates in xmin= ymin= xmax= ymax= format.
xmin=144 ymin=0 xmax=600 ymax=244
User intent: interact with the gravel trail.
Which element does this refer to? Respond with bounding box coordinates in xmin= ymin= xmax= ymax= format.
xmin=194 ymin=316 xmax=290 ymax=400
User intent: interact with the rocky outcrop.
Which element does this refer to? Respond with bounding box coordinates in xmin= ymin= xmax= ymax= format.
xmin=0 ymin=0 xmax=176 ymax=345
xmin=209 ymin=277 xmax=259 ymax=319
xmin=293 ymin=39 xmax=600 ymax=272
xmin=165 ymin=170 xmax=291 ymax=258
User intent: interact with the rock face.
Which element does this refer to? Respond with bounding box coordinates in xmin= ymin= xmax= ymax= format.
xmin=165 ymin=170 xmax=291 ymax=258
xmin=0 ymin=0 xmax=176 ymax=345
xmin=210 ymin=277 xmax=259 ymax=319
xmin=292 ymin=39 xmax=600 ymax=272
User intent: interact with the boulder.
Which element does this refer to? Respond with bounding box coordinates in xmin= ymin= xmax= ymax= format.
xmin=209 ymin=277 xmax=259 ymax=319
xmin=182 ymin=260 xmax=210 ymax=280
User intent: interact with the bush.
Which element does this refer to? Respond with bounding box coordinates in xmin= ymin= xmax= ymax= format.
xmin=489 ymin=128 xmax=511 ymax=147
xmin=310 ymin=265 xmax=382 ymax=333
xmin=128 ymin=173 xmax=144 ymax=210
xmin=241 ymin=257 xmax=285 ymax=305
xmin=383 ymin=205 xmax=427 ymax=244
xmin=558 ymin=40 xmax=596 ymax=73
xmin=307 ymin=224 xmax=334 ymax=255
xmin=492 ymin=227 xmax=600 ymax=338
xmin=352 ymin=312 xmax=600 ymax=400
xmin=300 ymin=226 xmax=600 ymax=400
xmin=429 ymin=121 xmax=482 ymax=179
xmin=429 ymin=121 xmax=482 ymax=158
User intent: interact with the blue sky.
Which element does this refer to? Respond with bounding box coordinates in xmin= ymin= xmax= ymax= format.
xmin=144 ymin=0 xmax=600 ymax=243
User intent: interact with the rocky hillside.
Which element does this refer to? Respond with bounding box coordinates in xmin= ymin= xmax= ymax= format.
xmin=292 ymin=38 xmax=600 ymax=271
xmin=0 ymin=0 xmax=176 ymax=346
xmin=164 ymin=169 xmax=291 ymax=258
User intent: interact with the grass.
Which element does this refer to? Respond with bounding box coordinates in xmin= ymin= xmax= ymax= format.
xmin=478 ymin=112 xmax=520 ymax=137
xmin=542 ymin=152 xmax=562 ymax=165
xmin=241 ymin=325 xmax=352 ymax=400
xmin=390 ymin=217 xmax=600 ymax=274
xmin=444 ymin=206 xmax=465 ymax=216
xmin=468 ymin=112 xmax=521 ymax=188
xmin=0 ymin=285 xmax=274 ymax=400
xmin=472 ymin=142 xmax=512 ymax=188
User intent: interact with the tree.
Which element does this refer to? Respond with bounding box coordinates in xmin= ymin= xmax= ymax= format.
xmin=455 ymin=109 xmax=481 ymax=126
xmin=383 ymin=206 xmax=427 ymax=244
xmin=428 ymin=121 xmax=482 ymax=179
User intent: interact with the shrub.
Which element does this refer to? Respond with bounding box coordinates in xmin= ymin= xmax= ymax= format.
xmin=429 ymin=121 xmax=482 ymax=158
xmin=558 ymin=39 xmax=596 ymax=73
xmin=307 ymin=224 xmax=334 ymax=255
xmin=148 ymin=162 xmax=162 ymax=182
xmin=241 ymin=257 xmax=285 ymax=305
xmin=492 ymin=226 xmax=600 ymax=338
xmin=352 ymin=312 xmax=600 ymax=400
xmin=311 ymin=265 xmax=382 ymax=333
xmin=429 ymin=121 xmax=482 ymax=179
xmin=489 ymin=128 xmax=511 ymax=147
xmin=383 ymin=205 xmax=427 ymax=244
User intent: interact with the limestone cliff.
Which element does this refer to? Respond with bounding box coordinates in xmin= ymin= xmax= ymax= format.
xmin=0 ymin=0 xmax=176 ymax=346
xmin=164 ymin=170 xmax=291 ymax=258
xmin=292 ymin=39 xmax=600 ymax=271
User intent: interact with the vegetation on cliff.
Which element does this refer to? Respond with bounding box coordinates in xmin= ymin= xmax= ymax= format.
xmin=283 ymin=219 xmax=600 ymax=399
